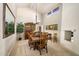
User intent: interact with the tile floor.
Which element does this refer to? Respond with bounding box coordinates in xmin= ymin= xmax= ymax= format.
xmin=10 ymin=40 xmax=78 ymax=56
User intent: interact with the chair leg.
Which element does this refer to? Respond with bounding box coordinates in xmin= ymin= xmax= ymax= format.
xmin=39 ymin=49 xmax=41 ymax=55
xmin=46 ymin=45 xmax=48 ymax=53
xmin=33 ymin=46 xmax=35 ymax=50
xmin=38 ymin=47 xmax=42 ymax=55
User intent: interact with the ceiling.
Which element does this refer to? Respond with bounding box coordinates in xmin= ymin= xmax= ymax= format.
xmin=16 ymin=3 xmax=60 ymax=14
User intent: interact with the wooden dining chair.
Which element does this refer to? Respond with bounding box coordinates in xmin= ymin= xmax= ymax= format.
xmin=28 ymin=32 xmax=35 ymax=49
xmin=38 ymin=34 xmax=48 ymax=55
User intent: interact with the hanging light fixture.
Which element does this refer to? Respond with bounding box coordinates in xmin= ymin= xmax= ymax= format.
xmin=35 ymin=3 xmax=39 ymax=24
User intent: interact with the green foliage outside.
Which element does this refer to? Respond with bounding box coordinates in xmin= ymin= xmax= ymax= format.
xmin=4 ymin=21 xmax=14 ymax=37
xmin=5 ymin=22 xmax=14 ymax=35
xmin=6 ymin=22 xmax=14 ymax=33
xmin=17 ymin=22 xmax=24 ymax=33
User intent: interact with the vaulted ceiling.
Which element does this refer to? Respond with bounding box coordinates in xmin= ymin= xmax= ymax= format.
xmin=16 ymin=3 xmax=60 ymax=14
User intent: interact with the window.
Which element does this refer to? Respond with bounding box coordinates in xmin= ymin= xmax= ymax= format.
xmin=53 ymin=7 xmax=59 ymax=13
xmin=48 ymin=11 xmax=51 ymax=15
xmin=3 ymin=3 xmax=15 ymax=38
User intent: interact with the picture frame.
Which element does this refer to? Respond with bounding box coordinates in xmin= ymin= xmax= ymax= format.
xmin=46 ymin=24 xmax=58 ymax=30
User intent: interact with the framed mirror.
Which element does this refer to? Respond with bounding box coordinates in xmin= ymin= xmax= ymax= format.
xmin=3 ymin=3 xmax=15 ymax=38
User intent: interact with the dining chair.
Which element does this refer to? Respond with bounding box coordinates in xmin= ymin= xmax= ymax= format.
xmin=38 ymin=34 xmax=48 ymax=55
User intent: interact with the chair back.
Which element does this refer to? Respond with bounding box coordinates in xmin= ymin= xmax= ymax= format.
xmin=39 ymin=33 xmax=48 ymax=46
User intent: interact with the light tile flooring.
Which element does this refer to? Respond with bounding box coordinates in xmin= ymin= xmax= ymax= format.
xmin=10 ymin=40 xmax=78 ymax=56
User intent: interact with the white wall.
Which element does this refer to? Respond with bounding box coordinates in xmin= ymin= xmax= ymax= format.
xmin=60 ymin=3 xmax=79 ymax=55
xmin=16 ymin=7 xmax=42 ymax=32
xmin=0 ymin=4 xmax=5 ymax=56
xmin=0 ymin=3 xmax=17 ymax=56
xmin=0 ymin=4 xmax=3 ymax=39
xmin=43 ymin=4 xmax=62 ymax=40
xmin=17 ymin=7 xmax=41 ymax=24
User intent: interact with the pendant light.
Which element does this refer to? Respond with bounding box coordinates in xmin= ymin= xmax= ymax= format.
xmin=35 ymin=4 xmax=38 ymax=24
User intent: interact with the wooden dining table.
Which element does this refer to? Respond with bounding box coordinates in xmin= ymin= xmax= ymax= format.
xmin=27 ymin=32 xmax=50 ymax=55
xmin=31 ymin=36 xmax=48 ymax=49
xmin=27 ymin=32 xmax=49 ymax=50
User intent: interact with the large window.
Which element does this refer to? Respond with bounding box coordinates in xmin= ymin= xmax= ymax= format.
xmin=3 ymin=3 xmax=15 ymax=38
